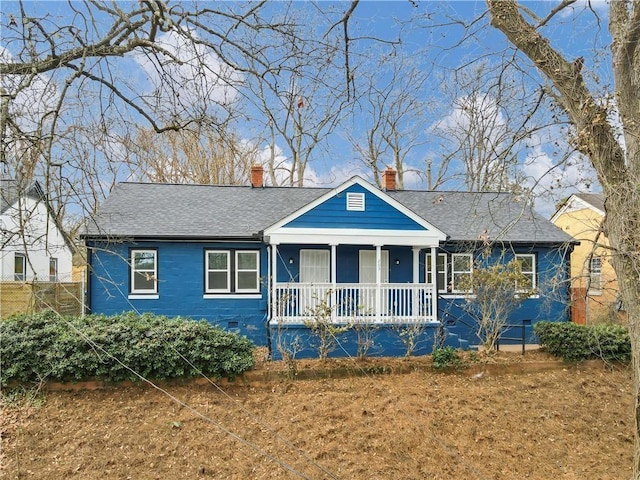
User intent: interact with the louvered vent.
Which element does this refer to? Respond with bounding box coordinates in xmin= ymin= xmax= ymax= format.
xmin=346 ymin=192 xmax=365 ymax=211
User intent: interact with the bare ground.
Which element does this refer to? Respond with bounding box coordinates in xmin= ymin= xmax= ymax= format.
xmin=1 ymin=351 xmax=634 ymax=480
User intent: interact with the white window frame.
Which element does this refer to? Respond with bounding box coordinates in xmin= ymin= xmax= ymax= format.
xmin=14 ymin=253 xmax=26 ymax=281
xmin=130 ymin=249 xmax=158 ymax=294
xmin=235 ymin=250 xmax=260 ymax=293
xmin=205 ymin=249 xmax=261 ymax=294
xmin=49 ymin=257 xmax=58 ymax=282
xmin=206 ymin=250 xmax=231 ymax=293
xmin=425 ymin=253 xmax=448 ymax=293
xmin=451 ymin=253 xmax=473 ymax=293
xmin=514 ymin=253 xmax=536 ymax=292
xmin=588 ymin=256 xmax=602 ymax=294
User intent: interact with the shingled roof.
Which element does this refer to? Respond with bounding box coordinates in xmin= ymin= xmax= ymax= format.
xmin=0 ymin=180 xmax=45 ymax=215
xmin=84 ymin=181 xmax=574 ymax=244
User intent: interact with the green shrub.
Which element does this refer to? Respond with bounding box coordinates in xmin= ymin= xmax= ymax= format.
xmin=1 ymin=311 xmax=255 ymax=386
xmin=432 ymin=346 xmax=462 ymax=370
xmin=534 ymin=321 xmax=630 ymax=363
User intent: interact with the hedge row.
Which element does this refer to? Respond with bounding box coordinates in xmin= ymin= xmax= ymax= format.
xmin=534 ymin=321 xmax=631 ymax=363
xmin=1 ymin=311 xmax=255 ymax=386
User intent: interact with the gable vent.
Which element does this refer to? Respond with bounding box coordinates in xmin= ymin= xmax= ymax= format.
xmin=346 ymin=192 xmax=365 ymax=211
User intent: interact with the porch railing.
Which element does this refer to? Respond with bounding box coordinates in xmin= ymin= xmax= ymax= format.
xmin=273 ymin=282 xmax=436 ymax=324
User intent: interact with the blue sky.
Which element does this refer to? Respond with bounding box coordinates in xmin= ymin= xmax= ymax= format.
xmin=1 ymin=1 xmax=613 ymax=217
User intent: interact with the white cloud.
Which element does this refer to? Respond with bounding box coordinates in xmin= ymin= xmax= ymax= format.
xmin=522 ymin=142 xmax=598 ymax=217
xmin=0 ymin=46 xmax=59 ymax=134
xmin=133 ymin=29 xmax=243 ymax=117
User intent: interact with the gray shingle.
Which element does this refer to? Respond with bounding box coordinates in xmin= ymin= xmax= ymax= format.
xmin=84 ymin=182 xmax=573 ymax=244
xmin=573 ymin=192 xmax=605 ymax=212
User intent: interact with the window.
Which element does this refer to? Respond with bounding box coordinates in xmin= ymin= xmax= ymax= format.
xmin=49 ymin=258 xmax=58 ymax=282
xmin=589 ymin=256 xmax=602 ymax=293
xmin=236 ymin=251 xmax=260 ymax=292
xmin=131 ymin=250 xmax=157 ymax=294
xmin=425 ymin=253 xmax=448 ymax=293
xmin=451 ymin=253 xmax=472 ymax=293
xmin=346 ymin=192 xmax=365 ymax=211
xmin=515 ymin=254 xmax=536 ymax=291
xmin=206 ymin=250 xmax=260 ymax=293
xmin=206 ymin=251 xmax=230 ymax=292
xmin=14 ymin=253 xmax=26 ymax=281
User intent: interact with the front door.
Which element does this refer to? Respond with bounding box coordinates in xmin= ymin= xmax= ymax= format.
xmin=359 ymin=250 xmax=389 ymax=315
xmin=299 ymin=249 xmax=330 ymax=314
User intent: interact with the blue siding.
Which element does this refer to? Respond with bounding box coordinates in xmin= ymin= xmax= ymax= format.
xmin=88 ymin=240 xmax=571 ymax=358
xmin=285 ymin=184 xmax=426 ymax=230
xmin=436 ymin=245 xmax=572 ymax=346
xmin=88 ymin=241 xmax=268 ymax=346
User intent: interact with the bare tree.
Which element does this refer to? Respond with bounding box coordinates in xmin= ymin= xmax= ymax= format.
xmin=348 ymin=50 xmax=431 ymax=189
xmin=241 ymin=6 xmax=353 ymax=187
xmin=430 ymin=62 xmax=555 ymax=193
xmin=485 ymin=1 xmax=640 ymax=475
xmin=125 ymin=123 xmax=259 ymax=185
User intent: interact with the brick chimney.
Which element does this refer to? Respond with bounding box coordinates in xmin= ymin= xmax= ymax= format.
xmin=250 ymin=164 xmax=264 ymax=188
xmin=382 ymin=167 xmax=396 ymax=191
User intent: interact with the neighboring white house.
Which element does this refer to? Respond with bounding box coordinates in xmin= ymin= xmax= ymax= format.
xmin=0 ymin=180 xmax=73 ymax=282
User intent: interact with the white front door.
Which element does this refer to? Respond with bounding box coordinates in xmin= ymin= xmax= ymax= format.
xmin=359 ymin=250 xmax=389 ymax=315
xmin=300 ymin=249 xmax=330 ymax=314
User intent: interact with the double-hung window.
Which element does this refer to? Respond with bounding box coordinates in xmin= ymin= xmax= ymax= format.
xmin=49 ymin=258 xmax=58 ymax=282
xmin=206 ymin=250 xmax=260 ymax=294
xmin=425 ymin=253 xmax=448 ymax=293
xmin=515 ymin=254 xmax=536 ymax=291
xmin=451 ymin=253 xmax=473 ymax=293
xmin=131 ymin=249 xmax=157 ymax=294
xmin=589 ymin=256 xmax=602 ymax=293
xmin=14 ymin=253 xmax=26 ymax=281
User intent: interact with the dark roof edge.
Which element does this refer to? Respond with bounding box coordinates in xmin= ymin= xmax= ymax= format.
xmin=83 ymin=235 xmax=263 ymax=243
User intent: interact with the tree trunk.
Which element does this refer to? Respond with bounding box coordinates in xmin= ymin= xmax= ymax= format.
xmin=486 ymin=1 xmax=640 ymax=477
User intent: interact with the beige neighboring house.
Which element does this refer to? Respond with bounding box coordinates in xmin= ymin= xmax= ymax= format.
xmin=551 ymin=193 xmax=624 ymax=324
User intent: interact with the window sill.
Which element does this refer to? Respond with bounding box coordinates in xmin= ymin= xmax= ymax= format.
xmin=203 ymin=293 xmax=262 ymax=299
xmin=128 ymin=294 xmax=159 ymax=300
xmin=588 ymin=290 xmax=602 ymax=296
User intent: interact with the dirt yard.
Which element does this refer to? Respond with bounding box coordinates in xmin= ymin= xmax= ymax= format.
xmin=1 ymin=351 xmax=634 ymax=480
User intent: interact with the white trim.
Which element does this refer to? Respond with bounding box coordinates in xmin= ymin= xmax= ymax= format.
xmin=128 ymin=294 xmax=159 ymax=300
xmin=205 ymin=250 xmax=231 ymax=293
xmin=203 ymin=294 xmax=262 ymax=299
xmin=515 ymin=253 xmax=537 ymax=291
xmin=263 ymin=176 xmax=447 ymax=243
xmin=130 ymin=249 xmax=158 ymax=294
xmin=235 ymin=250 xmax=261 ymax=293
xmin=266 ymin=228 xmax=444 ymax=247
xmin=451 ymin=253 xmax=473 ymax=293
xmin=550 ymin=193 xmax=605 ymax=223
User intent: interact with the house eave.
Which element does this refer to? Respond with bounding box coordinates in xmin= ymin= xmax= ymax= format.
xmin=83 ymin=234 xmax=263 ymax=243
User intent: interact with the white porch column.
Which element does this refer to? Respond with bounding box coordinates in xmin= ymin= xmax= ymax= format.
xmin=375 ymin=244 xmax=382 ymax=322
xmin=412 ymin=247 xmax=420 ymax=283
xmin=330 ymin=244 xmax=337 ymax=323
xmin=412 ymin=247 xmax=420 ymax=321
xmin=271 ymin=243 xmax=279 ymax=322
xmin=430 ymin=246 xmax=437 ymax=320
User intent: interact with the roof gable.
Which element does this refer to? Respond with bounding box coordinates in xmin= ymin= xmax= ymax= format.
xmin=550 ymin=192 xmax=605 ymax=223
xmin=268 ymin=177 xmax=442 ymax=233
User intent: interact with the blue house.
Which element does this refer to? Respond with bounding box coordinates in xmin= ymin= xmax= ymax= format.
xmin=83 ymin=166 xmax=575 ymax=357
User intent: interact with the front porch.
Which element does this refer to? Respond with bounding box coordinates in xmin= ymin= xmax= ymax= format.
xmin=273 ymin=282 xmax=437 ymax=324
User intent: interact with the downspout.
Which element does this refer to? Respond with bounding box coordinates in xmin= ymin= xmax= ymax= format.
xmin=265 ymin=244 xmax=272 ymax=358
xmin=85 ymin=244 xmax=92 ymax=315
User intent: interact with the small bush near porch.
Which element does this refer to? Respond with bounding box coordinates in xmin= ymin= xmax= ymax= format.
xmin=1 ymin=311 xmax=255 ymax=386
